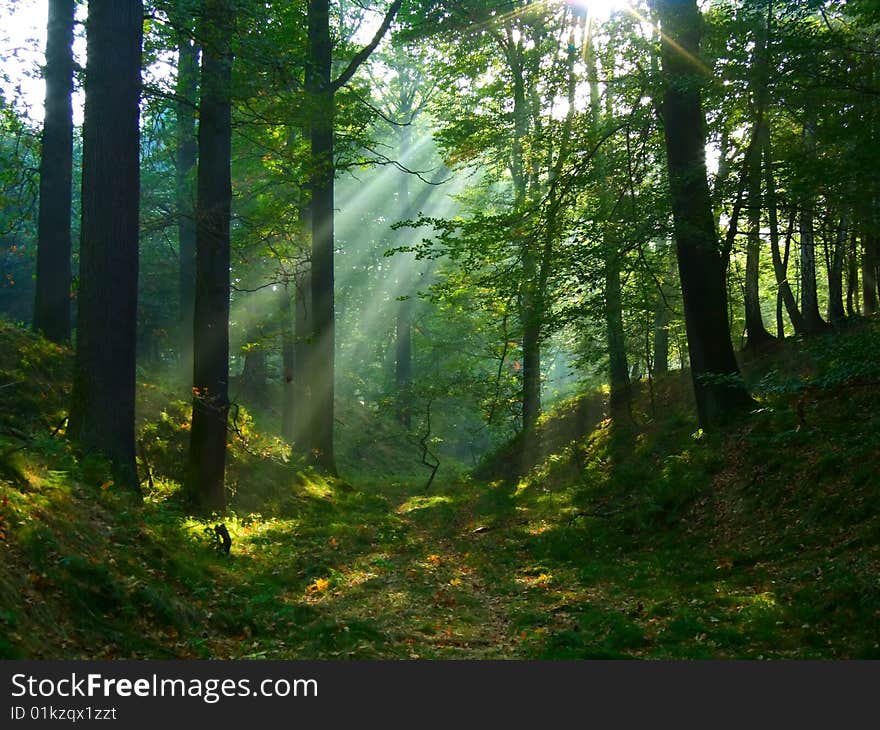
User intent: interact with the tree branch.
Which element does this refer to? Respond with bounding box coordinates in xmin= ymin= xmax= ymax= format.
xmin=331 ymin=0 xmax=405 ymax=93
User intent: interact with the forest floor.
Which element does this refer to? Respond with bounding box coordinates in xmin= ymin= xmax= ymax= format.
xmin=1 ymin=318 xmax=879 ymax=659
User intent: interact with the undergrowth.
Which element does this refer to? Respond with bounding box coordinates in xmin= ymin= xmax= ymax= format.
xmin=1 ymin=317 xmax=878 ymax=659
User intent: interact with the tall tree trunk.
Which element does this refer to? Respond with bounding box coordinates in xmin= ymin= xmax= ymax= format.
xmin=395 ymin=297 xmax=413 ymax=427
xmin=605 ymin=241 xmax=631 ymax=411
xmin=846 ymin=228 xmax=859 ymax=317
xmin=187 ymin=0 xmax=233 ymax=511
xmin=33 ymin=0 xmax=75 ymax=343
xmin=763 ymin=132 xmax=806 ymax=335
xmin=744 ymin=127 xmax=774 ymax=348
xmin=653 ymin=245 xmax=676 ymax=375
xmin=300 ymin=0 xmax=400 ymax=470
xmin=653 ymin=0 xmax=753 ymax=428
xmin=240 ymin=328 xmax=267 ymax=408
xmin=293 ymin=267 xmax=312 ymax=445
xmin=305 ymin=0 xmax=336 ymax=473
xmin=586 ymin=21 xmax=630 ymax=412
xmin=506 ymin=36 xmax=541 ymax=442
xmin=69 ymin=0 xmax=143 ymax=490
xmin=799 ymin=118 xmax=828 ymax=333
xmin=280 ymin=282 xmax=296 ymax=444
xmin=743 ymin=2 xmax=776 ymax=348
xmin=827 ymin=210 xmax=848 ymax=324
xmin=864 ymin=225 xmax=879 ymax=316
xmin=175 ymin=16 xmax=199 ymax=384
xmin=395 ymin=110 xmax=413 ymax=428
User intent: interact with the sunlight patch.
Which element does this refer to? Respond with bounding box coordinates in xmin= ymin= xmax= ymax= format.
xmin=396 ymin=495 xmax=453 ymax=514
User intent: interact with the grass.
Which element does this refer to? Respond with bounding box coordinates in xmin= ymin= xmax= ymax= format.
xmin=1 ymin=318 xmax=879 ymax=659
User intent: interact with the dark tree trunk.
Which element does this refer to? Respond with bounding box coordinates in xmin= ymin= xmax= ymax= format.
xmin=240 ymin=338 xmax=267 ymax=408
xmin=744 ymin=141 xmax=773 ymax=348
xmin=846 ymin=228 xmax=859 ymax=317
xmin=799 ymin=119 xmax=828 ymax=333
xmin=653 ymin=0 xmax=753 ymax=428
xmin=293 ymin=267 xmax=312 ymax=445
xmin=69 ymin=0 xmax=143 ymax=490
xmin=280 ymin=281 xmax=296 ymax=443
xmin=33 ymin=0 xmax=75 ymax=343
xmin=508 ymin=39 xmax=541 ymax=445
xmin=827 ymin=210 xmax=848 ymax=324
xmin=521 ymin=302 xmax=541 ymax=434
xmin=394 ymin=116 xmax=413 ymax=428
xmin=605 ymin=242 xmax=631 ymax=412
xmin=743 ymin=9 xmax=774 ymax=349
xmin=763 ymin=130 xmax=806 ymax=335
xmin=395 ymin=297 xmax=413 ymax=427
xmin=176 ymin=17 xmax=199 ymax=383
xmin=653 ymin=246 xmax=676 ymax=375
xmin=187 ymin=0 xmax=233 ymax=511
xmin=586 ymin=30 xmax=630 ymax=412
xmin=305 ymin=0 xmax=336 ymax=473
xmin=864 ymin=227 xmax=879 ymax=316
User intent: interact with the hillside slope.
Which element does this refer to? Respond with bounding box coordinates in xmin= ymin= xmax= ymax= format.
xmin=1 ymin=319 xmax=878 ymax=658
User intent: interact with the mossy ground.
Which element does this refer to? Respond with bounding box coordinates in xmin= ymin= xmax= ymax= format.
xmin=1 ymin=319 xmax=878 ymax=659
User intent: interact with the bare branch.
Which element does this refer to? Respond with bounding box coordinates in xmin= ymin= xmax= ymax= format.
xmin=332 ymin=0 xmax=405 ymax=92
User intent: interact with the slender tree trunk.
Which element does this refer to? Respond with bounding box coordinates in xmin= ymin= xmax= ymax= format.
xmin=653 ymin=245 xmax=676 ymax=375
xmin=743 ymin=19 xmax=774 ymax=349
xmin=605 ymin=242 xmax=631 ymax=411
xmin=176 ymin=18 xmax=199 ymax=383
xmin=395 ymin=298 xmax=413 ymax=427
xmin=69 ymin=0 xmax=143 ymax=490
xmin=187 ymin=0 xmax=234 ymax=511
xmin=586 ymin=23 xmax=630 ymax=412
xmin=280 ymin=282 xmax=296 ymax=444
xmin=505 ymin=37 xmax=542 ymax=443
xmin=799 ymin=118 xmax=828 ymax=333
xmin=521 ymin=299 xmax=541 ymax=434
xmin=827 ymin=210 xmax=848 ymax=324
xmin=846 ymin=228 xmax=859 ymax=317
xmin=763 ymin=131 xmax=806 ymax=335
xmin=744 ymin=129 xmax=773 ymax=348
xmin=305 ymin=0 xmax=336 ymax=472
xmin=395 ymin=114 xmax=413 ymax=427
xmin=293 ymin=267 xmax=311 ymax=445
xmin=240 ymin=328 xmax=267 ymax=408
xmin=33 ymin=0 xmax=75 ymax=343
xmin=744 ymin=4 xmax=782 ymax=344
xmin=653 ymin=0 xmax=753 ymax=428
xmin=864 ymin=226 xmax=879 ymax=316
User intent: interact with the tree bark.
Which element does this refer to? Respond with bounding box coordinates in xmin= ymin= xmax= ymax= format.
xmin=653 ymin=245 xmax=676 ymax=374
xmin=763 ymin=131 xmax=806 ymax=335
xmin=240 ymin=331 xmax=267 ymax=408
xmin=33 ymin=0 xmax=75 ymax=343
xmin=799 ymin=118 xmax=828 ymax=333
xmin=864 ymin=225 xmax=879 ymax=316
xmin=586 ymin=21 xmax=630 ymax=411
xmin=653 ymin=0 xmax=753 ymax=428
xmin=846 ymin=228 xmax=859 ymax=317
xmin=394 ymin=103 xmax=414 ymax=428
xmin=305 ymin=0 xmax=337 ymax=473
xmin=292 ymin=266 xmax=311 ymax=445
xmin=69 ymin=0 xmax=143 ymax=490
xmin=743 ymin=8 xmax=775 ymax=349
xmin=280 ymin=281 xmax=296 ymax=443
xmin=187 ymin=0 xmax=234 ymax=511
xmin=175 ymin=15 xmax=199 ymax=384
xmin=827 ymin=210 xmax=848 ymax=324
xmin=744 ymin=129 xmax=774 ymax=348
xmin=605 ymin=242 xmax=631 ymax=411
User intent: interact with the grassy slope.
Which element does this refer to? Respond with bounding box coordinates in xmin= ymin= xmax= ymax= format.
xmin=0 ymin=318 xmax=878 ymax=659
